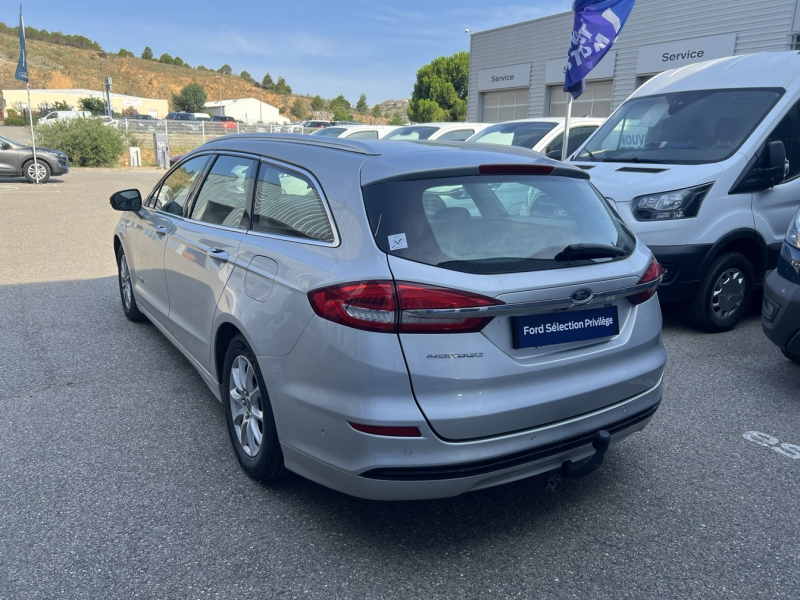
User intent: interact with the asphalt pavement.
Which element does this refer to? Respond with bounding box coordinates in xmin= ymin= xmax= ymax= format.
xmin=0 ymin=170 xmax=798 ymax=599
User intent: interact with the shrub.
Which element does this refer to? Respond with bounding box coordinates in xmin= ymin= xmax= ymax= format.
xmin=35 ymin=118 xmax=128 ymax=167
xmin=5 ymin=114 xmax=25 ymax=125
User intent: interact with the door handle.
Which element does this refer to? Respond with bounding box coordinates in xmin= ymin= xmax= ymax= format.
xmin=154 ymin=226 xmax=168 ymax=235
xmin=207 ymin=248 xmax=229 ymax=262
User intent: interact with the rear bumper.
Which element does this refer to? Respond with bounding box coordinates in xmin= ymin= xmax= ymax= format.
xmin=279 ymin=377 xmax=663 ymax=501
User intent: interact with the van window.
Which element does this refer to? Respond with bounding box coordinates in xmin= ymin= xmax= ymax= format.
xmin=363 ymin=175 xmax=634 ymax=274
xmin=576 ymin=88 xmax=783 ymax=165
xmin=765 ymin=100 xmax=800 ymax=182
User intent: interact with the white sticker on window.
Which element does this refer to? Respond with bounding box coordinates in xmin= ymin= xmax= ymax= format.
xmin=388 ymin=233 xmax=408 ymax=251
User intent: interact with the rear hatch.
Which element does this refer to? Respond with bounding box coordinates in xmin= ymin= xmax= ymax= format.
xmin=362 ymin=167 xmax=663 ymax=440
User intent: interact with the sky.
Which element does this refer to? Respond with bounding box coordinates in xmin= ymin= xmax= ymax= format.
xmin=13 ymin=1 xmax=572 ymax=104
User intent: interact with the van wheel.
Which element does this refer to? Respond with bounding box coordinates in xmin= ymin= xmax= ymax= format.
xmin=781 ymin=349 xmax=800 ymax=365
xmin=23 ymin=160 xmax=51 ymax=184
xmin=683 ymin=252 xmax=754 ymax=333
xmin=223 ymin=335 xmax=286 ymax=482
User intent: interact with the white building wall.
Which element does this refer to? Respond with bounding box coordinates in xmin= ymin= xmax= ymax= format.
xmin=468 ymin=0 xmax=798 ymax=122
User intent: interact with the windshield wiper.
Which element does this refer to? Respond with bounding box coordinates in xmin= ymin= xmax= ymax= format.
xmin=580 ymin=148 xmax=598 ymax=162
xmin=554 ymin=244 xmax=627 ymax=262
xmin=602 ymin=157 xmax=675 ymax=164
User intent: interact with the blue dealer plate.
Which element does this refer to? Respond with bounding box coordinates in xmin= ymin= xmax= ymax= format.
xmin=512 ymin=305 xmax=619 ymax=349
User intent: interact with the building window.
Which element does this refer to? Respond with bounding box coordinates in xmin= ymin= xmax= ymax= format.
xmin=481 ymin=89 xmax=529 ymax=123
xmin=636 ymin=74 xmax=656 ymax=89
xmin=793 ymin=34 xmax=800 ymax=51
xmin=549 ymin=80 xmax=614 ymax=118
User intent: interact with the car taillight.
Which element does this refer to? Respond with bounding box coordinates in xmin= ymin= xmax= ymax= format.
xmin=628 ymin=257 xmax=664 ymax=306
xmin=307 ymin=281 xmax=503 ymax=334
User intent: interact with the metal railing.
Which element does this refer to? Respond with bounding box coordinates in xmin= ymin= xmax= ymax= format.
xmin=116 ymin=119 xmax=317 ymax=142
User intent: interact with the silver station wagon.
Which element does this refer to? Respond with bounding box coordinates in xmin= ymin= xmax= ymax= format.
xmin=110 ymin=134 xmax=667 ymax=500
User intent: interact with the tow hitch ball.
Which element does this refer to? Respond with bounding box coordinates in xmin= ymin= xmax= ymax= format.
xmin=546 ymin=430 xmax=611 ymax=491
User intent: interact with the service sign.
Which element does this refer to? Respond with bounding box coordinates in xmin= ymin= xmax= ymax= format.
xmin=477 ymin=63 xmax=532 ymax=91
xmin=636 ymin=33 xmax=736 ymax=75
xmin=513 ymin=306 xmax=619 ymax=349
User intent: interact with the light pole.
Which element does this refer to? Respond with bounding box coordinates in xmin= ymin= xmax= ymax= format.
xmin=215 ymin=75 xmax=222 ymax=102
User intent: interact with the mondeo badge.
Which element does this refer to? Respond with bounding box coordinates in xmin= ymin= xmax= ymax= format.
xmin=570 ymin=288 xmax=594 ymax=305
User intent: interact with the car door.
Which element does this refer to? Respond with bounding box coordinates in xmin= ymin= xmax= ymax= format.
xmin=127 ymin=155 xmax=210 ymax=326
xmin=754 ymin=98 xmax=800 ymax=247
xmin=0 ymin=140 xmax=20 ymax=174
xmin=164 ymin=154 xmax=256 ymax=369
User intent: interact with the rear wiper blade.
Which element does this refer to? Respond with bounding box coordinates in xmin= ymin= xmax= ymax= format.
xmin=554 ymin=244 xmax=627 ymax=262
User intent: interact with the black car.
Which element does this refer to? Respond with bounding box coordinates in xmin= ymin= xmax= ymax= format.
xmin=763 ymin=207 xmax=800 ymax=364
xmin=165 ymin=112 xmax=201 ymax=131
xmin=0 ymin=133 xmax=68 ymax=183
xmin=120 ymin=113 xmax=159 ymax=131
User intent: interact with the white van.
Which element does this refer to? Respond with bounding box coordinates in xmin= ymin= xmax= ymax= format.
xmin=570 ymin=52 xmax=800 ymax=332
xmin=39 ymin=110 xmax=91 ymax=124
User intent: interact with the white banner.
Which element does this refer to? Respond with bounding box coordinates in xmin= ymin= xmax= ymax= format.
xmin=636 ymin=33 xmax=736 ymax=75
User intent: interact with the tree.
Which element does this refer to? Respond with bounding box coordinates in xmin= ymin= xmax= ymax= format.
xmin=275 ymin=77 xmax=292 ymax=95
xmin=240 ymin=71 xmax=255 ymax=85
xmin=197 ymin=65 xmax=207 ymax=71
xmin=371 ymin=104 xmax=382 ymax=118
xmin=291 ymin=98 xmax=309 ymax=120
xmin=262 ymin=73 xmax=275 ymax=91
xmin=310 ymin=95 xmax=324 ymax=111
xmin=118 ymin=48 xmax=134 ymax=58
xmin=52 ymin=100 xmax=72 ymax=111
xmin=121 ymin=106 xmax=139 ymax=117
xmin=328 ymin=95 xmax=352 ymax=121
xmin=78 ymin=97 xmax=106 ymax=115
xmin=141 ymin=46 xmax=153 ymax=60
xmin=356 ymin=93 xmax=368 ymax=114
xmin=173 ymin=56 xmax=184 ymax=67
xmin=218 ymin=64 xmax=232 ymax=74
xmin=171 ymin=83 xmax=207 ymax=113
xmin=408 ymin=51 xmax=469 ymax=122
xmin=159 ymin=53 xmax=174 ymax=65
xmin=388 ymin=112 xmax=405 ymax=126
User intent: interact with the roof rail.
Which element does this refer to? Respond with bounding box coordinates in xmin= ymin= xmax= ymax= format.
xmin=204 ymin=133 xmax=380 ymax=156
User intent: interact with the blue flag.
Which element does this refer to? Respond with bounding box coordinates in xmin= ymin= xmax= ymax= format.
xmin=564 ymin=0 xmax=635 ymax=98
xmin=15 ymin=6 xmax=28 ymax=83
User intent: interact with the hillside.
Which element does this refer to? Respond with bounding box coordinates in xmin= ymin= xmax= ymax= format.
xmin=0 ymin=32 xmax=401 ymax=123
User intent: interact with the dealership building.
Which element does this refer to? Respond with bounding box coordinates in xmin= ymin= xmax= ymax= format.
xmin=467 ymin=0 xmax=800 ymax=123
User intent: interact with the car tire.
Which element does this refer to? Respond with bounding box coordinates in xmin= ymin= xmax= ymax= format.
xmin=223 ymin=334 xmax=286 ymax=482
xmin=116 ymin=246 xmax=146 ymax=322
xmin=682 ymin=252 xmax=754 ymax=333
xmin=23 ymin=159 xmax=51 ymax=184
xmin=781 ymin=349 xmax=800 ymax=365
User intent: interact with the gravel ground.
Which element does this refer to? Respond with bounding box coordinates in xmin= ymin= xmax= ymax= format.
xmin=0 ymin=170 xmax=798 ymax=599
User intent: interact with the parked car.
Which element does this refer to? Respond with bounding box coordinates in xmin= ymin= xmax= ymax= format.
xmin=169 ymin=154 xmax=184 ymax=167
xmin=384 ymin=122 xmax=492 ymax=142
xmin=763 ymin=207 xmax=800 ymax=364
xmin=109 ymin=134 xmax=666 ymax=500
xmin=570 ymin=51 xmax=800 ymax=333
xmin=210 ymin=115 xmax=238 ymax=130
xmin=310 ymin=124 xmax=399 ymax=139
xmin=119 ymin=114 xmax=159 ymax=131
xmin=0 ymin=133 xmax=68 ymax=183
xmin=166 ymin=112 xmax=201 ymax=131
xmin=467 ymin=117 xmax=605 ymax=158
xmin=302 ymin=120 xmax=331 ymax=130
xmin=96 ymin=115 xmax=118 ymax=127
xmin=38 ymin=110 xmax=91 ymax=124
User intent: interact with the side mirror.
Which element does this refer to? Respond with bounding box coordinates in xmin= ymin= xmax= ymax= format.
xmin=763 ymin=140 xmax=787 ymax=187
xmin=110 ymin=189 xmax=142 ymax=211
xmin=1 ymin=142 xmax=11 ymax=150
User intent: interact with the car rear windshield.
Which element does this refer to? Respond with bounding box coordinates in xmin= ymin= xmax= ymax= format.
xmin=470 ymin=122 xmax=558 ymax=148
xmin=384 ymin=126 xmax=439 ymax=140
xmin=362 ymin=174 xmax=634 ymax=274
xmin=575 ymin=88 xmax=783 ymax=164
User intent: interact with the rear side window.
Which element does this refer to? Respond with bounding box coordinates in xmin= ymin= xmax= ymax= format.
xmin=190 ymin=155 xmax=256 ymax=228
xmin=154 ymin=155 xmax=208 ymax=214
xmin=363 ymin=175 xmax=634 ymax=274
xmin=252 ymin=164 xmax=334 ymax=242
xmin=346 ymin=130 xmax=379 ymax=139
xmin=384 ymin=126 xmax=439 ymax=140
xmin=437 ymin=129 xmax=475 ymax=142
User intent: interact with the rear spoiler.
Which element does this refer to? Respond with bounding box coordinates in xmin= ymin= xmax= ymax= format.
xmin=363 ymin=163 xmax=590 ymax=187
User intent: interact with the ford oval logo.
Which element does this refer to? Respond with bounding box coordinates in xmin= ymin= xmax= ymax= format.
xmin=571 ymin=288 xmax=594 ymax=304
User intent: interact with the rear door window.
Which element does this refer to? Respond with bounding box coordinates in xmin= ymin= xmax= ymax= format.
xmin=252 ymin=164 xmax=335 ymax=242
xmin=437 ymin=129 xmax=475 ymax=142
xmin=363 ymin=175 xmax=633 ymax=274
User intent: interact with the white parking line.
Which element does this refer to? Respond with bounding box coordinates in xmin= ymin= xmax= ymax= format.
xmin=743 ymin=431 xmax=800 ymax=459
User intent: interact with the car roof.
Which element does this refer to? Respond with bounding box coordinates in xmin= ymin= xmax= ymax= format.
xmin=483 ymin=117 xmax=605 ymax=126
xmin=199 ymin=133 xmax=588 ymax=186
xmin=633 ymin=51 xmax=800 ymax=97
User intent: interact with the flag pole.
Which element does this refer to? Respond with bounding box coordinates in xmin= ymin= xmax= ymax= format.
xmin=25 ymin=82 xmax=39 ymax=184
xmin=561 ymin=94 xmax=573 ymax=162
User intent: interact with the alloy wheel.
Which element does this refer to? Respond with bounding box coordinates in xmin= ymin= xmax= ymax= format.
xmin=229 ymin=355 xmax=264 ymax=457
xmin=119 ymin=255 xmax=132 ymax=309
xmin=27 ymin=163 xmax=47 ymax=181
xmin=712 ymin=268 xmax=745 ymax=320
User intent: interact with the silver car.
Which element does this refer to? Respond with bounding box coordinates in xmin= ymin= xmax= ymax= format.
xmin=110 ymin=134 xmax=666 ymax=500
